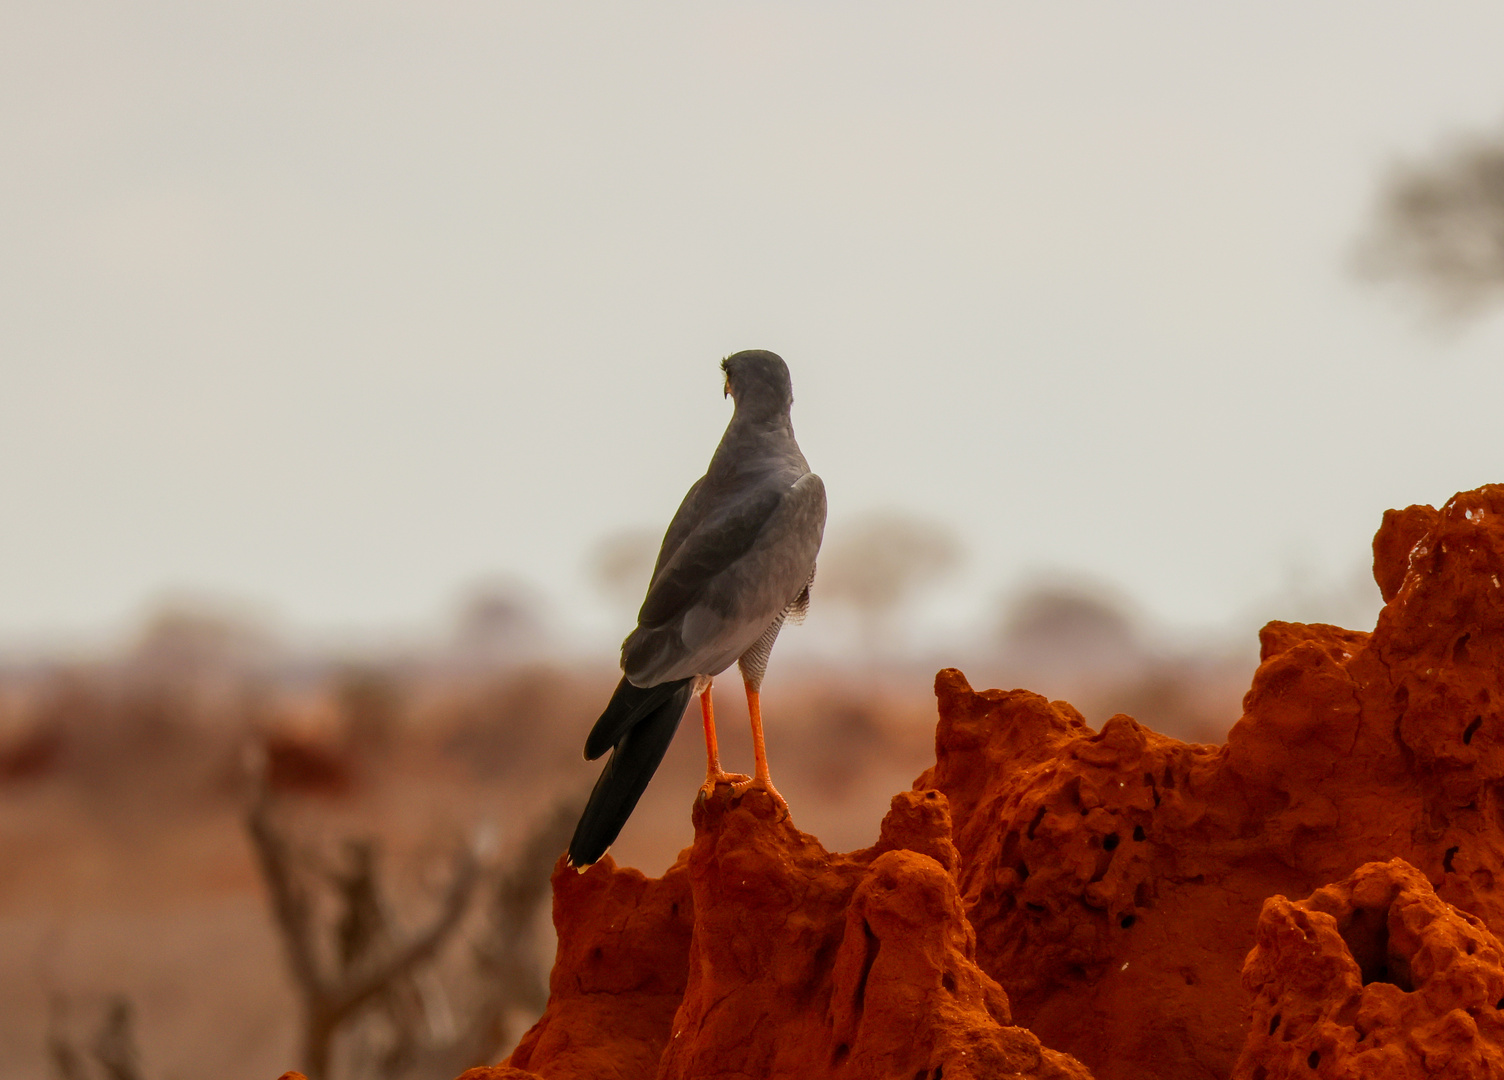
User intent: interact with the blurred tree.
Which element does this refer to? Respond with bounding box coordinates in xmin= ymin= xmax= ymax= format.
xmin=126 ymin=598 xmax=279 ymax=736
xmin=1000 ymin=583 xmax=1137 ymax=654
xmin=996 ymin=581 xmax=1143 ymax=682
xmin=588 ymin=527 xmax=661 ymax=614
xmin=1357 ymin=124 xmax=1504 ymax=319
xmin=450 ymin=582 xmax=549 ymax=668
xmin=818 ymin=511 xmax=963 ymax=654
xmin=130 ymin=598 xmax=277 ymax=677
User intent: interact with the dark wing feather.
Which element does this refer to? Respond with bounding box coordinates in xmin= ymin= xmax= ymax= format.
xmin=647 ymin=476 xmax=707 ymax=583
xmin=635 ymin=485 xmax=784 ymax=628
xmin=623 ymin=471 xmax=824 ymax=685
xmin=582 ymin=676 xmax=690 ymax=761
xmin=567 ymin=677 xmax=693 ymax=867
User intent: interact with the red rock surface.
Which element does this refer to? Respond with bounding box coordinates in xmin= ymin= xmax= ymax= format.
xmin=504 ymin=851 xmax=692 ymax=1080
xmin=457 ymin=483 xmax=1504 ymax=1080
xmin=1234 ymin=858 xmax=1504 ymax=1079
xmin=660 ymin=788 xmax=1089 ymax=1079
xmin=506 ymin=787 xmax=1090 ymax=1079
xmin=919 ymin=485 xmax=1504 ymax=1079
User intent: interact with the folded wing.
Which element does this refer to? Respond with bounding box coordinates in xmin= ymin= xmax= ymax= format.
xmin=622 ymin=471 xmax=826 ymax=686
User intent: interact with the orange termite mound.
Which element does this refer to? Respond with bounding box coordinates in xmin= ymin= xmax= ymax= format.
xmin=466 ymin=484 xmax=1504 ymax=1080
xmin=1234 ymin=858 xmax=1504 ymax=1079
xmin=498 ymin=787 xmax=1089 ymax=1080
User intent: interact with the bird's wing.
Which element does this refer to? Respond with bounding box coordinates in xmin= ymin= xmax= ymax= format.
xmin=636 ymin=484 xmax=785 ymax=629
xmin=623 ymin=471 xmax=826 ymax=685
xmin=646 ymin=475 xmax=708 ymax=583
xmin=582 ymin=674 xmax=694 ymax=761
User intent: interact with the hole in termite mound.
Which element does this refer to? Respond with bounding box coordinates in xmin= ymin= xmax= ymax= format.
xmin=1339 ymin=906 xmax=1411 ymax=990
xmin=1026 ymin=806 xmax=1047 ymax=840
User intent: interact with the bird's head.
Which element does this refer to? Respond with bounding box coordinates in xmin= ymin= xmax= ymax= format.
xmin=721 ymin=350 xmax=794 ymax=419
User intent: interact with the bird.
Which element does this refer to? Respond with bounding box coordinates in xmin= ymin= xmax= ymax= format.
xmin=567 ymin=350 xmax=826 ymax=869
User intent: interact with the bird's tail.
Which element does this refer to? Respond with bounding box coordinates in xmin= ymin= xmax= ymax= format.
xmin=567 ymin=676 xmax=693 ymax=868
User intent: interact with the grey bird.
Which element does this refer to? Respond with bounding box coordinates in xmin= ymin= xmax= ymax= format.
xmin=567 ymin=350 xmax=826 ymax=868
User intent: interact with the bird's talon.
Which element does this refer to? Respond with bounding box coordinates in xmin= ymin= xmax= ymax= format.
xmin=730 ymin=776 xmax=790 ymax=818
xmin=698 ymin=771 xmax=749 ymax=801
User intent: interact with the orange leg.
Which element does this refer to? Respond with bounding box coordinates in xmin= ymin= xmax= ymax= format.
xmin=731 ymin=683 xmax=789 ymax=817
xmin=697 ymin=681 xmax=740 ymax=798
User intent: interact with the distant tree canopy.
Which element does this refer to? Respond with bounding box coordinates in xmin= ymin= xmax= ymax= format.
xmin=818 ymin=511 xmax=963 ymax=650
xmin=1358 ymin=124 xmax=1504 ymax=319
xmin=451 ymin=581 xmax=548 ymax=663
xmin=998 ymin=584 xmax=1139 ymax=658
xmin=130 ymin=599 xmax=276 ymax=675
xmin=588 ymin=527 xmax=661 ymax=611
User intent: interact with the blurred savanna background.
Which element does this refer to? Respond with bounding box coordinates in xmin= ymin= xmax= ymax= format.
xmin=5 ymin=4 xmax=1504 ymax=1079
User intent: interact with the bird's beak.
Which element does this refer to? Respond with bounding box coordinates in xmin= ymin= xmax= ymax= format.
xmin=723 ymin=378 xmax=731 ymax=399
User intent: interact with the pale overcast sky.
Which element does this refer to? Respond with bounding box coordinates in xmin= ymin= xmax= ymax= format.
xmin=4 ymin=3 xmax=1504 ymax=650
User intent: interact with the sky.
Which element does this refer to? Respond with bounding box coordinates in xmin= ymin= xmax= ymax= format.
xmin=4 ymin=2 xmax=1504 ymax=653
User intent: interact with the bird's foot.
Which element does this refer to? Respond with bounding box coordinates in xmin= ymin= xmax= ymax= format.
xmin=698 ymin=770 xmax=749 ymax=802
xmin=730 ymin=775 xmax=790 ymax=820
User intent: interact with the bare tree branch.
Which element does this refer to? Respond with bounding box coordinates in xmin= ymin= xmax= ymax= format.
xmin=247 ymin=787 xmax=329 ymax=1002
xmin=384 ymin=795 xmax=584 ymax=1080
xmin=322 ymin=845 xmax=479 ymax=1024
xmin=46 ymin=997 xmax=89 ymax=1080
xmin=45 ymin=995 xmax=146 ymax=1080
xmin=247 ymin=780 xmax=482 ymax=1080
xmin=91 ymin=999 xmax=145 ymax=1080
xmin=246 ymin=757 xmax=581 ymax=1080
